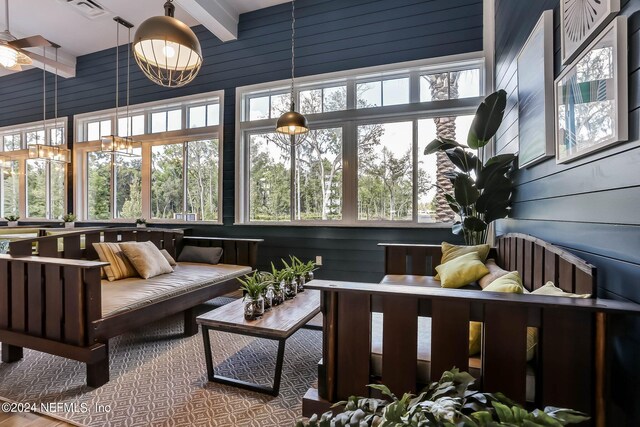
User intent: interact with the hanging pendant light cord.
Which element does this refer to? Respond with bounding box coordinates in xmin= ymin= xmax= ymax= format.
xmin=42 ymin=46 xmax=46 ymax=141
xmin=4 ymin=0 xmax=9 ymax=33
xmin=289 ymin=0 xmax=296 ymax=110
xmin=127 ymin=26 xmax=131 ymax=137
xmin=115 ymin=22 xmax=120 ymax=135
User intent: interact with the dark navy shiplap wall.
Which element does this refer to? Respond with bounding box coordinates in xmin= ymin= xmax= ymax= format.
xmin=494 ymin=0 xmax=640 ymax=423
xmin=0 ymin=0 xmax=482 ymax=282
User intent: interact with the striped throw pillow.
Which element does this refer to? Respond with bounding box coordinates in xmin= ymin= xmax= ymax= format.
xmin=93 ymin=242 xmax=138 ymax=282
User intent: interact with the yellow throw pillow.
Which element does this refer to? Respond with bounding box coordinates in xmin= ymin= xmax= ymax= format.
xmin=531 ymin=281 xmax=591 ymax=298
xmin=93 ymin=242 xmax=138 ymax=282
xmin=479 ymin=259 xmax=509 ymax=289
xmin=436 ymin=242 xmax=491 ymax=280
xmin=482 ymin=271 xmax=524 ymax=293
xmin=120 ymin=241 xmax=174 ymax=279
xmin=436 ymin=252 xmax=489 ymax=289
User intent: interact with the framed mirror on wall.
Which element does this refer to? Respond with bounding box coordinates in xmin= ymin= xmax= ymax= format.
xmin=555 ymin=16 xmax=628 ymax=164
xmin=516 ymin=10 xmax=555 ymax=168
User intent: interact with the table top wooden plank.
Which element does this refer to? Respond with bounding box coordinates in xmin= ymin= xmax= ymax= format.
xmin=196 ymin=289 xmax=321 ymax=339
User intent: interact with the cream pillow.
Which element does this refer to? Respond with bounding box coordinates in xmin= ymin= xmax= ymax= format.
xmin=532 ymin=281 xmax=591 ymax=298
xmin=93 ymin=242 xmax=138 ymax=282
xmin=436 ymin=242 xmax=491 ymax=280
xmin=120 ymin=241 xmax=174 ymax=279
xmin=160 ymin=249 xmax=177 ymax=267
xmin=479 ymin=259 xmax=509 ymax=289
xmin=435 ymin=252 xmax=489 ymax=289
xmin=483 ymin=271 xmax=524 ymax=293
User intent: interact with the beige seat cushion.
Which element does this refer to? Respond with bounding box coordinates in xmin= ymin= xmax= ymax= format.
xmin=120 ymin=241 xmax=174 ymax=279
xmin=370 ymin=312 xmax=535 ymax=402
xmin=101 ymin=263 xmax=251 ymax=317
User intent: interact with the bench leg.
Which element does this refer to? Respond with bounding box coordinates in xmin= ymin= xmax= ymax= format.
xmin=184 ymin=308 xmax=199 ymax=337
xmin=1 ymin=343 xmax=23 ymax=363
xmin=87 ymin=343 xmax=109 ymax=388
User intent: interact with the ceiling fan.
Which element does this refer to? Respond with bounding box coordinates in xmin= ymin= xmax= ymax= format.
xmin=0 ymin=0 xmax=62 ymax=72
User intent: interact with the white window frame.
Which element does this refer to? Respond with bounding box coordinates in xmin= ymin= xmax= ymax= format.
xmin=236 ymin=53 xmax=486 ymax=227
xmin=74 ymin=91 xmax=224 ymax=224
xmin=0 ymin=119 xmax=68 ymax=221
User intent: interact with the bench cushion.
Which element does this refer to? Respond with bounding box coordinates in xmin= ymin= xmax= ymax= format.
xmin=101 ymin=263 xmax=251 ymax=317
xmin=370 ymin=312 xmax=535 ymax=402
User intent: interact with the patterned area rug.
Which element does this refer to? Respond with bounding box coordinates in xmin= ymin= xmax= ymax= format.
xmin=0 ymin=298 xmax=322 ymax=426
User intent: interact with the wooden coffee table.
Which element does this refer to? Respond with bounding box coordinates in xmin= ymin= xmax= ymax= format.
xmin=197 ymin=289 xmax=321 ymax=396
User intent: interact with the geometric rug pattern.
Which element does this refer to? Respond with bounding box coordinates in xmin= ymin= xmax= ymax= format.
xmin=0 ymin=297 xmax=322 ymax=426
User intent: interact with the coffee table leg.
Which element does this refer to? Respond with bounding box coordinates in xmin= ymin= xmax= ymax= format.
xmin=202 ymin=331 xmax=288 ymax=397
xmin=272 ymin=339 xmax=286 ymax=396
xmin=202 ymin=326 xmax=215 ymax=380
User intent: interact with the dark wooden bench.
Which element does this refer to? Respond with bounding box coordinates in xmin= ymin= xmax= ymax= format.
xmin=303 ymin=234 xmax=640 ymax=427
xmin=0 ymin=227 xmax=262 ymax=388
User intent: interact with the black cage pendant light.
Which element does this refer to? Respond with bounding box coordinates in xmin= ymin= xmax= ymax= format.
xmin=133 ymin=0 xmax=202 ymax=88
xmin=275 ymin=0 xmax=309 ymax=146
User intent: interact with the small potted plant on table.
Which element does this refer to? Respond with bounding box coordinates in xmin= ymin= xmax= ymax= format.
xmin=4 ymin=215 xmax=19 ymax=227
xmin=239 ymin=272 xmax=268 ymax=321
xmin=136 ymin=218 xmax=147 ymax=228
xmin=281 ymin=260 xmax=298 ymax=299
xmin=266 ymin=263 xmax=285 ymax=306
xmin=62 ymin=213 xmax=76 ymax=228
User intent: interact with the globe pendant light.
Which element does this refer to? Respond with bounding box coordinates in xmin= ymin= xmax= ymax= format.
xmin=275 ymin=0 xmax=309 ymax=146
xmin=133 ymin=0 xmax=202 ymax=88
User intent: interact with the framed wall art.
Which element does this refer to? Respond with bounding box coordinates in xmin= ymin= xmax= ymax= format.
xmin=517 ymin=10 xmax=554 ymax=168
xmin=555 ymin=16 xmax=628 ymax=164
xmin=561 ymin=0 xmax=620 ymax=65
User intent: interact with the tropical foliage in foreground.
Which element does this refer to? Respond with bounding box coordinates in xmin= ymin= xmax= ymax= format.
xmin=297 ymin=369 xmax=589 ymax=427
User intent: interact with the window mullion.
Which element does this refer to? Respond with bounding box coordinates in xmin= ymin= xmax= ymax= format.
xmin=183 ymin=142 xmax=188 ymax=217
xmin=412 ymin=119 xmax=419 ymax=222
xmin=343 ymin=121 xmax=357 ymax=224
xmin=290 ymin=139 xmax=296 ymax=221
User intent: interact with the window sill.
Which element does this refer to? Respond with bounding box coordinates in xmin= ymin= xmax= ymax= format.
xmin=233 ymin=221 xmax=454 ymax=229
xmin=78 ymin=220 xmax=224 ymax=226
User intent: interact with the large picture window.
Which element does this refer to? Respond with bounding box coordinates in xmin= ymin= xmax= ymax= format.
xmin=0 ymin=121 xmax=68 ymax=220
xmin=238 ymin=56 xmax=484 ymax=225
xmin=76 ymin=92 xmax=223 ymax=223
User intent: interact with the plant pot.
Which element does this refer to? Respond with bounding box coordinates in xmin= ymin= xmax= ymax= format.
xmin=263 ymin=285 xmax=275 ymax=311
xmin=7 ymin=221 xmax=17 ymax=227
xmin=65 ymin=222 xmax=75 ymax=229
xmin=272 ymin=284 xmax=285 ymax=306
xmin=137 ymin=224 xmax=146 ymax=228
xmin=243 ymin=295 xmax=264 ymax=320
xmin=295 ymin=274 xmax=306 ymax=293
xmin=305 ymin=271 xmax=315 ymax=282
xmin=284 ymin=279 xmax=297 ymax=300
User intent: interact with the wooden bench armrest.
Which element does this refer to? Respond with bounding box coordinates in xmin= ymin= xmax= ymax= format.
xmin=306 ymin=280 xmax=640 ymax=315
xmin=183 ymin=236 xmax=264 ymax=243
xmin=0 ymin=254 xmax=108 ymax=269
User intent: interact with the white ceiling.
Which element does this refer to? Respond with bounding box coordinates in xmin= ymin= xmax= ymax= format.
xmin=0 ymin=0 xmax=290 ymax=58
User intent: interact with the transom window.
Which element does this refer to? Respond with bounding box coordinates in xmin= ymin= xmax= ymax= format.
xmin=0 ymin=121 xmax=68 ymax=220
xmin=237 ymin=55 xmax=484 ymax=226
xmin=75 ymin=92 xmax=224 ymax=223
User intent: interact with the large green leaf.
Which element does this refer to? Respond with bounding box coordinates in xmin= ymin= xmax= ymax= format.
xmin=468 ymin=90 xmax=507 ymax=149
xmin=476 ymin=188 xmax=512 ymax=215
xmin=454 ymin=174 xmax=479 ymax=207
xmin=445 ymin=147 xmax=479 ymax=173
xmin=424 ymin=137 xmax=463 ymax=155
xmin=463 ymin=216 xmax=487 ymax=232
xmin=452 ymin=221 xmax=464 ymax=235
xmin=476 ymin=154 xmax=516 ymax=189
